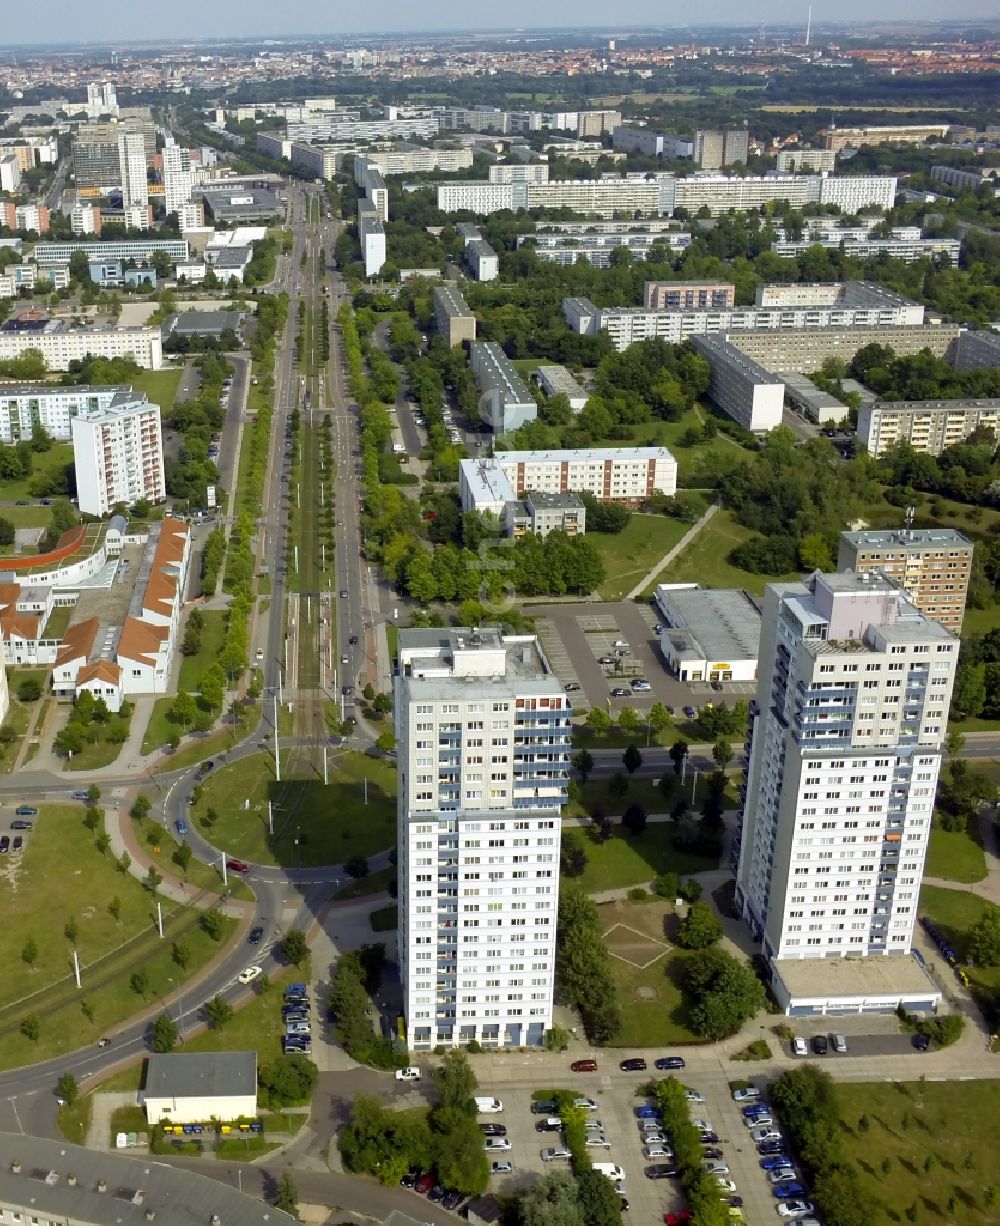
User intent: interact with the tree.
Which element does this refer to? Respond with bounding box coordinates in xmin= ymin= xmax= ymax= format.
xmin=282 ymin=929 xmax=309 ymax=967
xmin=87 ymin=783 xmax=101 ymax=802
xmin=622 ymin=743 xmax=642 ymax=774
xmin=344 ymin=854 xmax=369 ymax=879
xmin=258 ymin=1053 xmax=319 ymax=1107
xmin=274 ymin=1171 xmax=299 ymax=1216
xmin=173 ymin=842 xmax=192 ymax=876
xmin=585 ymin=707 xmax=610 ymax=734
xmin=108 ymin=895 xmax=122 ymax=923
xmin=519 ymin=1170 xmax=585 ymax=1226
xmin=16 ymin=677 xmax=41 ymax=702
xmin=712 ymin=738 xmax=734 ymax=771
xmin=684 ymin=947 xmax=765 ymax=1039
xmin=617 ymin=706 xmax=640 ymax=735
xmin=969 ymin=909 xmax=1000 ymax=967
xmin=169 ymin=690 xmax=196 ymax=729
xmin=171 ymin=940 xmax=189 ymax=970
xmin=200 ymin=907 xmax=225 ymax=940
xmin=560 ymin=830 xmax=588 ymax=877
xmin=576 ymin=1167 xmax=622 ymax=1226
xmin=951 ymin=663 xmax=986 ymax=720
xmin=56 ymin=1072 xmax=79 ymax=1106
xmin=144 ymin=866 xmax=162 ymax=894
xmin=433 ymin=1048 xmax=478 ymax=1118
xmin=116 ymin=850 xmax=131 ymax=875
xmin=621 ymin=803 xmax=648 ymax=837
xmin=64 ymin=915 xmax=78 ymax=944
xmin=20 ymin=1014 xmax=40 ymax=1042
xmin=434 ymin=1115 xmax=490 ymax=1196
xmin=573 ymin=749 xmax=595 ymax=782
xmin=147 ymin=1013 xmax=174 ymax=1056
xmin=670 ymin=739 xmax=689 ymax=775
xmin=130 ymin=970 xmax=150 ymax=996
xmin=608 ymin=770 xmax=629 ymax=799
xmin=676 ymin=902 xmax=725 ymax=950
xmin=205 ymin=994 xmax=234 ymax=1029
xmin=648 ymin=702 xmax=672 ymax=737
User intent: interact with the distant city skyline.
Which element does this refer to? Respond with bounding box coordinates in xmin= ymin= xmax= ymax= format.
xmin=3 ymin=4 xmax=1000 ymax=47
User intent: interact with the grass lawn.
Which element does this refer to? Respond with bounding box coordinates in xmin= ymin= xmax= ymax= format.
xmin=63 ymin=709 xmax=131 ymax=771
xmin=0 ymin=503 xmax=50 ymax=530
xmin=595 ymin=897 xmax=702 ymax=1047
xmin=370 ymin=905 xmax=398 ymax=932
xmin=178 ymin=610 xmax=229 ymax=693
xmin=191 ymin=750 xmax=397 ymax=867
xmin=652 ymin=509 xmax=800 ymax=597
xmin=918 ymin=885 xmax=1000 ymax=1009
xmin=961 ymin=605 xmax=1000 ymax=637
xmin=589 ymin=515 xmax=690 ymax=601
xmin=569 ymin=823 xmax=719 ymax=894
xmin=57 ymin=1095 xmax=94 ymax=1144
xmin=140 ymin=696 xmax=180 ymax=755
xmin=182 ymin=964 xmax=306 ymax=1065
xmin=0 ymin=698 xmax=33 ymax=775
xmin=334 ymin=864 xmax=396 ymax=900
xmin=836 ymin=1079 xmax=1000 ymax=1225
xmin=925 ymin=825 xmax=987 ymax=884
xmin=159 ymin=728 xmax=239 ymax=773
xmin=572 ymin=723 xmax=682 ymax=751
xmin=136 ymin=818 xmax=254 ymax=899
xmin=0 ymin=443 xmax=74 ymax=502
xmin=570 ymin=771 xmax=732 ymax=820
xmin=0 ymin=804 xmax=235 ymax=1071
xmin=130 ymin=369 xmax=182 ymax=414
xmin=40 ymin=604 xmax=73 ymax=640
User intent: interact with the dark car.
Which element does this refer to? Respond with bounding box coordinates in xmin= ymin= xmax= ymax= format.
xmin=14 ymin=806 xmax=37 ymax=817
xmin=571 ymin=1058 xmax=598 ymax=1072
xmin=0 ymin=836 xmax=9 ymax=854
xmin=773 ymin=1185 xmax=808 ymax=1200
xmin=620 ymin=1197 xmax=630 ymax=1212
xmin=711 ymin=680 xmax=723 ymax=691
xmin=812 ymin=1034 xmax=829 ymax=1055
xmin=620 ymin=1058 xmax=647 ymax=1072
xmin=342 ymin=685 xmax=354 ymax=697
xmin=564 ymin=681 xmax=581 ymax=692
xmin=913 ymin=1032 xmax=931 ymax=1051
xmin=399 ymin=1169 xmax=420 ymax=1188
xmin=427 ymin=1185 xmax=446 ymax=1203
xmin=349 ymin=634 xmax=359 ymax=645
xmin=339 ymin=589 xmax=349 ymax=598
xmin=761 ymin=1157 xmax=796 ymax=1171
xmin=536 ymin=1119 xmax=562 ymax=1133
xmin=10 ymin=820 xmax=32 ymax=831
xmin=655 ymin=1056 xmax=686 ymax=1070
xmin=72 ymin=790 xmax=91 ymax=802
xmin=757 ymin=1142 xmax=786 ymax=1156
xmin=683 ymin=706 xmax=697 ymax=719
xmin=644 ymin=1164 xmax=678 ymax=1179
xmin=249 ymin=926 xmax=264 ymax=945
xmin=480 ymin=1124 xmax=507 ymax=1137
xmin=610 ymin=687 xmax=631 ymax=698
xmin=11 ymin=836 xmax=22 ymax=852
xmin=531 ymin=1100 xmax=557 ymax=1115
xmin=698 ymin=1132 xmax=720 ymax=1145
xmin=442 ymin=1191 xmax=465 ymax=1210
xmin=175 ymin=818 xmax=188 ymax=836
xmin=702 ymin=1148 xmax=724 ymax=1160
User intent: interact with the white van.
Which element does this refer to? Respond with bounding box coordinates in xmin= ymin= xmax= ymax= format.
xmin=475 ymin=1096 xmax=504 ymax=1114
xmin=593 ymin=1163 xmax=625 ymax=1182
xmin=392 ymin=443 xmax=406 ymax=454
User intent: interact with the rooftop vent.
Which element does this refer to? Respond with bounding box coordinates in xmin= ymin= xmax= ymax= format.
xmin=10 ymin=1160 xmax=20 ymax=1174
xmin=44 ymin=1170 xmax=59 ymax=1185
xmin=97 ymin=1179 xmax=107 ymax=1192
xmin=68 ymin=1173 xmax=77 ymax=1186
xmin=132 ymin=1189 xmax=146 ymax=1205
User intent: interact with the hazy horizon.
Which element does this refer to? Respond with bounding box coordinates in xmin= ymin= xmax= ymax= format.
xmin=3 ymin=4 xmax=1000 ymax=49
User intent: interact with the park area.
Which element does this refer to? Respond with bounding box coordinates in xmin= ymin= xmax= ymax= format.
xmin=588 ymin=515 xmax=689 ymax=601
xmin=191 ymin=750 xmax=397 ymax=868
xmin=0 ymin=804 xmax=234 ymax=1070
xmin=836 ymin=1079 xmax=1000 ymax=1224
xmin=567 ymin=822 xmax=719 ymax=893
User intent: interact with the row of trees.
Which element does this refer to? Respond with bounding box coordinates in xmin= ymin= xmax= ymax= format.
xmin=556 ymin=890 xmax=621 ymax=1043
xmin=327 ymin=947 xmax=398 ymax=1069
xmin=654 ymin=1076 xmax=732 ymax=1226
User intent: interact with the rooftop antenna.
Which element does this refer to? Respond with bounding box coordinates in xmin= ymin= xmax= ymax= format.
xmin=805 ymin=4 xmax=812 ymax=46
xmin=904 ymin=505 xmax=915 ymax=539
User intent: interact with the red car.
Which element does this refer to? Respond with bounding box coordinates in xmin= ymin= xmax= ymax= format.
xmin=226 ymin=859 xmax=250 ymax=874
xmin=415 ymin=1172 xmax=435 ymax=1195
xmin=664 ymin=1213 xmax=692 ymax=1226
xmin=571 ymin=1058 xmax=598 ymax=1072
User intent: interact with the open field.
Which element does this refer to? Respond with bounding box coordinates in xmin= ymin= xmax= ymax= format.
xmin=837 ymin=1079 xmax=1000 ymax=1225
xmin=589 ymin=515 xmax=689 ymax=601
xmin=0 ymin=804 xmax=235 ymax=1070
xmin=191 ymin=750 xmax=397 ymax=867
xmin=653 ymin=508 xmax=800 ymax=596
xmin=568 ymin=822 xmax=720 ymax=893
xmin=0 ymin=697 xmax=34 ymax=775
xmin=130 ymin=369 xmax=183 ymax=414
xmin=596 ymin=897 xmax=702 ymax=1047
xmin=924 ymin=825 xmax=987 ymax=884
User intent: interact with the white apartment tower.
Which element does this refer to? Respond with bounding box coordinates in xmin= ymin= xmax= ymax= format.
xmin=118 ymin=132 xmax=148 ymax=210
xmin=395 ymin=627 xmax=569 ymax=1051
xmin=734 ymin=572 xmax=957 ymax=978
xmin=71 ymin=396 xmax=166 ymax=515
xmin=162 ymin=141 xmax=194 ymax=216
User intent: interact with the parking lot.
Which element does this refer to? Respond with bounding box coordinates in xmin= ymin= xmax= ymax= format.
xmin=534 ymin=601 xmax=750 ymax=716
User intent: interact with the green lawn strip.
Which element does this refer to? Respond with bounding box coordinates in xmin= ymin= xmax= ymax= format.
xmin=159 ymin=728 xmax=241 ymax=774
xmin=0 ymin=443 xmax=74 ymax=501
xmin=925 ymin=825 xmax=987 ymax=884
xmin=0 ymin=504 xmax=51 ymax=531
xmin=589 ymin=515 xmax=690 ymax=601
xmin=334 ymin=864 xmax=396 ymax=900
xmin=919 ymin=885 xmax=1000 ymax=1006
xmin=191 ymin=750 xmax=396 ymax=867
xmin=95 ymin=1063 xmax=145 ymax=1094
xmin=0 ymin=803 xmax=236 ymax=1070
xmin=836 ymin=1079 xmax=1000 ymax=1225
xmin=0 ymin=698 xmax=33 ymax=774
xmin=57 ymin=1095 xmax=94 ymax=1143
xmin=178 ymin=610 xmax=229 ymax=693
xmin=140 ymin=696 xmax=179 ymax=755
xmin=214 ymin=1138 xmax=281 ymax=1161
xmin=133 ymin=818 xmax=251 ymax=898
xmin=572 ymin=724 xmax=685 ymax=750
xmin=570 ymin=771 xmax=731 ymax=819
xmin=570 ymin=824 xmax=718 ymax=894
xmin=41 ymin=604 xmax=73 ymax=640
xmin=652 ymin=508 xmax=800 ymax=597
xmin=181 ymin=964 xmax=302 ymax=1066
xmin=129 ymin=369 xmax=182 ymax=414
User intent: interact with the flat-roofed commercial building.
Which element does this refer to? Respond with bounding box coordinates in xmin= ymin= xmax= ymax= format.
xmin=856 ymin=398 xmax=1000 ymax=459
xmin=654 ymin=584 xmax=762 ymax=682
xmin=469 ymin=342 xmax=536 ymax=435
xmin=433 ymin=285 xmax=476 ymax=347
xmin=691 ymin=333 xmax=785 ymax=432
xmin=643 ymin=280 xmax=736 ymax=310
xmin=838 ymin=528 xmax=973 ymax=634
xmin=533 ymin=365 xmax=588 ymax=412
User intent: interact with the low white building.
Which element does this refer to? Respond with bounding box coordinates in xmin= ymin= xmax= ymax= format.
xmin=533 ymin=365 xmax=588 ymax=412
xmin=143 ymin=1051 xmax=257 ymax=1125
xmin=771 ymin=954 xmax=942 ymax=1016
xmin=654 ymin=584 xmax=762 ymax=683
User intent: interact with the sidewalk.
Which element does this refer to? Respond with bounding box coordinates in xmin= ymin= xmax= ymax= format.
xmin=625 ymin=502 xmax=718 ymax=599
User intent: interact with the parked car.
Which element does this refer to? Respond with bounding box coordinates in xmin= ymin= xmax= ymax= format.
xmin=11 ymin=836 xmax=22 ymax=852
xmin=541 ymin=1147 xmax=572 ymax=1162
xmin=598 ymin=655 xmax=617 ymax=666
xmin=716 ymin=1179 xmax=738 ymax=1194
xmin=773 ymin=1185 xmax=808 ymax=1200
xmin=645 ymin=1164 xmax=678 ymax=1179
xmin=237 ymin=966 xmax=262 ymax=985
xmin=791 ymin=1037 xmax=808 ymax=1056
xmin=564 ymin=681 xmax=581 ymax=692
xmin=776 ymin=1203 xmax=814 ymax=1219
xmin=536 ymin=1119 xmax=562 ymax=1133
xmin=831 ymin=1032 xmax=848 ymax=1054
xmin=399 ymin=1169 xmax=419 ymax=1188
xmin=812 ymin=1034 xmax=828 ymax=1055
xmin=698 ymin=1132 xmax=721 ymax=1145
xmin=758 ymin=1142 xmax=787 ymax=1156
xmin=395 ymin=1067 xmax=421 ymax=1081
xmin=640 ymin=1131 xmax=667 ymax=1145
xmin=744 ymin=1114 xmax=774 ymax=1129
xmin=913 ymin=1033 xmax=931 ymax=1051
xmin=703 ymin=1161 xmax=730 ymax=1176
xmin=585 ymin=1135 xmax=612 ymax=1150
xmin=574 ymin=1098 xmax=598 ymax=1111
xmin=480 ymin=1124 xmax=506 ymax=1137
xmin=684 ymin=1089 xmax=706 ymax=1104
xmin=532 ymin=1100 xmax=557 ymax=1115
xmin=610 ymin=686 xmax=631 ymax=698
xmin=770 ymin=1170 xmax=801 ymax=1184
xmin=683 ymin=706 xmax=697 ymax=719
xmin=414 ymin=1173 xmax=435 ymax=1195
xmin=751 ymin=1127 xmax=783 ymax=1143
xmin=733 ymin=1087 xmax=762 ymax=1103
xmin=14 ymin=806 xmax=37 ymax=817
xmin=10 ymin=820 xmax=32 ymax=830
xmin=644 ymin=1145 xmax=672 ymax=1159
xmin=702 ymin=1148 xmax=724 ymax=1160
xmin=742 ymin=1104 xmax=770 ymax=1118
xmin=691 ymin=1120 xmax=714 ymax=1133
xmin=761 ymin=1157 xmax=796 ymax=1171
xmin=484 ymin=1138 xmax=511 ymax=1152
xmin=490 ymin=1161 xmax=513 ymax=1175
xmin=655 ymin=1056 xmax=685 ymax=1070
xmin=636 ymin=1106 xmax=662 ymax=1119
xmin=442 ymin=1191 xmax=466 ymax=1209
xmin=619 ymin=1058 xmax=647 ymax=1072
xmin=630 ymin=679 xmax=652 ymax=691
xmin=571 ymin=1059 xmax=598 ymax=1072
xmin=0 ymin=836 xmax=9 ymax=854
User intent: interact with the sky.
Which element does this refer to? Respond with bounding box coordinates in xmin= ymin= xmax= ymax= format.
xmin=2 ymin=1 xmax=998 ymax=45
